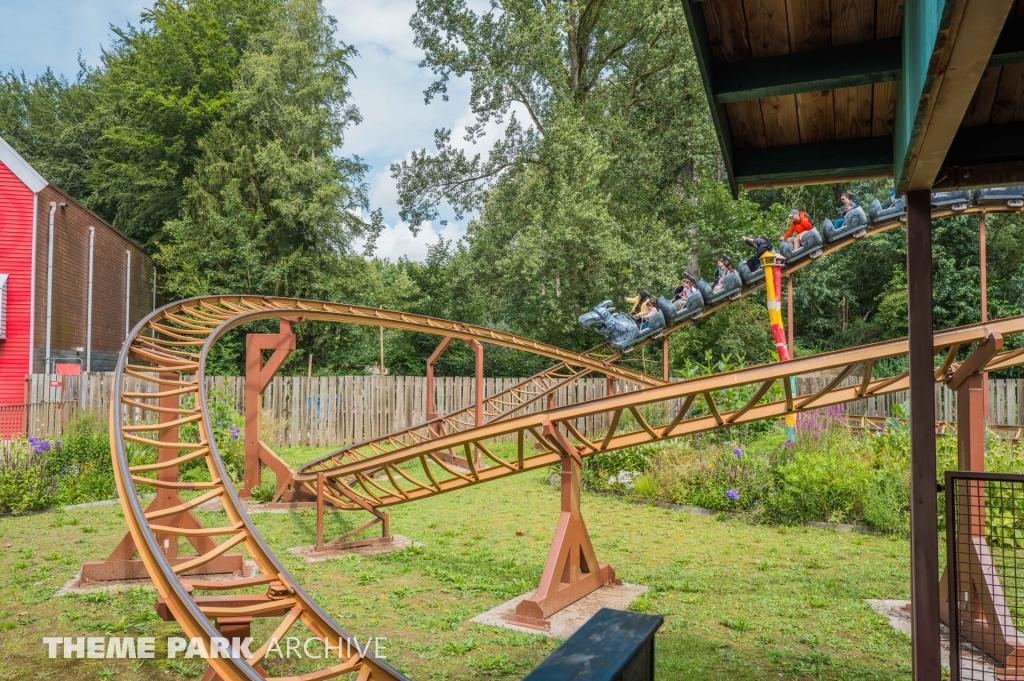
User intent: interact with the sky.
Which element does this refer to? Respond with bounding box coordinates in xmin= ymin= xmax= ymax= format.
xmin=0 ymin=0 xmax=493 ymax=261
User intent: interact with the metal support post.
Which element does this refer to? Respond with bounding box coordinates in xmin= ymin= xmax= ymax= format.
xmin=980 ymin=212 xmax=990 ymax=424
xmin=906 ymin=189 xmax=941 ymax=681
xmin=81 ymin=372 xmax=243 ymax=581
xmin=763 ymin=253 xmax=796 ymax=441
xmin=662 ymin=335 xmax=669 ymax=381
xmin=241 ymin=320 xmax=311 ymax=502
xmin=509 ymin=420 xmax=620 ymax=630
xmin=787 ymin=275 xmax=795 ymax=357
xmin=426 ymin=336 xmax=483 ymax=467
xmin=316 ymin=473 xmax=325 ymax=549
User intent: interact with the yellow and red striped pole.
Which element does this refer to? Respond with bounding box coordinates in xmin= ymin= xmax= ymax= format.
xmin=761 ymin=252 xmax=797 ymax=441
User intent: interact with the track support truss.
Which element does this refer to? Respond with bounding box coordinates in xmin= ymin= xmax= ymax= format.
xmin=509 ymin=421 xmax=620 ymax=630
xmin=241 ymin=320 xmax=314 ymax=503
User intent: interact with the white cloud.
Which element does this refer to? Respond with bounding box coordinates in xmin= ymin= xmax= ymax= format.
xmin=6 ymin=0 xmax=503 ymax=263
xmin=355 ymin=217 xmax=466 ymax=263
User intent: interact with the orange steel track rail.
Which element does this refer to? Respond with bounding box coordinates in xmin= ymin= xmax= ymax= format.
xmin=110 ymin=296 xmax=682 ymax=681
xmin=294 ymin=315 xmax=1024 ymax=511
xmin=300 ymin=199 xmax=1019 ymax=478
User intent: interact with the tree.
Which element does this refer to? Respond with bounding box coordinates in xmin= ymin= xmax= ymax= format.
xmin=394 ymin=0 xmax=777 ymax=351
xmin=0 ymin=65 xmax=97 ymax=199
xmin=86 ymin=0 xmax=280 ymax=244
xmin=155 ymin=0 xmax=378 ymax=300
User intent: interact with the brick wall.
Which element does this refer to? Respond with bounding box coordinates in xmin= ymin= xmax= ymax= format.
xmin=32 ymin=185 xmax=153 ymax=373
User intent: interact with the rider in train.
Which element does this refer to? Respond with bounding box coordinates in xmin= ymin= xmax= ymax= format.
xmin=711 ymin=256 xmax=733 ymax=290
xmin=624 ymin=290 xmax=655 ymax=327
xmin=833 ymin=191 xmax=860 ymax=229
xmin=672 ymin=276 xmax=697 ymax=301
xmin=712 ymin=257 xmax=737 ymax=294
xmin=741 ymin=235 xmax=772 ymax=272
xmin=782 ymin=209 xmax=814 ymax=251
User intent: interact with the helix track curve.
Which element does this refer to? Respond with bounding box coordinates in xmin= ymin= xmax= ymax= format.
xmin=110 ymin=296 xmax=684 ymax=681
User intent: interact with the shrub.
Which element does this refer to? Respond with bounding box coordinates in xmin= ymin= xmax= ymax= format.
xmin=767 ymin=448 xmax=871 ymax=524
xmin=582 ymin=443 xmax=657 ymax=491
xmin=0 ymin=443 xmax=57 ymax=514
xmin=861 ymin=467 xmax=910 ymax=535
xmin=249 ymin=485 xmax=276 ymax=503
xmin=37 ymin=412 xmax=120 ymax=505
xmin=631 ymin=475 xmax=657 ymax=500
xmin=47 ymin=411 xmax=111 ymax=477
xmin=674 ymin=441 xmax=787 ymax=513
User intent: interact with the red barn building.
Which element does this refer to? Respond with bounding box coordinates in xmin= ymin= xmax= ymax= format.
xmin=0 ymin=135 xmax=154 ymax=406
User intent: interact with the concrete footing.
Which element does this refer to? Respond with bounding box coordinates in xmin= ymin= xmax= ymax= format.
xmin=471 ymin=583 xmax=648 ymax=639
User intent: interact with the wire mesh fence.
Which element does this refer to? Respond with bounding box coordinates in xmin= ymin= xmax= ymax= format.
xmin=946 ymin=470 xmax=1024 ymax=680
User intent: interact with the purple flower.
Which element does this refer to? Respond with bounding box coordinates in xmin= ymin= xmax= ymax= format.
xmin=55 ymin=440 xmax=63 ymax=448
xmin=784 ymin=439 xmax=794 ymax=448
xmin=733 ymin=447 xmax=742 ymax=458
xmin=726 ymin=489 xmax=739 ymax=501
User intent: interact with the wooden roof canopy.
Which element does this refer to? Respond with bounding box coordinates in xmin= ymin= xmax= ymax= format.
xmin=681 ymin=0 xmax=1024 ymax=195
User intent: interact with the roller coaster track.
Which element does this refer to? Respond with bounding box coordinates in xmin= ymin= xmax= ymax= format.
xmin=110 ymin=197 xmax=1022 ymax=681
xmin=292 ymin=315 xmax=1024 ymax=511
xmin=300 ymin=195 xmax=1019 ymax=477
xmin=110 ymin=296 xmax=685 ymax=681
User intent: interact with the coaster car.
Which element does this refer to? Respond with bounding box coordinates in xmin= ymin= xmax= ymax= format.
xmin=868 ymin=196 xmax=907 ymax=224
xmin=931 ymin=190 xmax=972 ymax=212
xmin=738 ymin=261 xmax=765 ymax=285
xmin=654 ymin=288 xmax=705 ymax=325
xmin=697 ymin=272 xmax=742 ymax=305
xmin=778 ymin=227 xmax=824 ymax=263
xmin=822 ymin=205 xmax=869 ymax=242
xmin=578 ymin=300 xmax=666 ymax=350
xmin=973 ymin=186 xmax=1024 ymax=208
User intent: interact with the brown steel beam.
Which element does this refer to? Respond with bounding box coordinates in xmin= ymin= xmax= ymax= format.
xmin=508 ymin=421 xmax=619 ymax=630
xmin=906 ymin=190 xmax=941 ymax=681
xmin=981 ymin=212 xmax=990 ymax=424
xmin=242 ymin=320 xmax=304 ymax=501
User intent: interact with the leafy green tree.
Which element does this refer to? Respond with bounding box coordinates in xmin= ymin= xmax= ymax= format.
xmin=394 ymin=0 xmax=781 ymax=352
xmin=155 ymin=0 xmax=377 ymax=299
xmin=86 ymin=0 xmax=279 ymax=244
xmin=0 ymin=65 xmax=98 ymax=199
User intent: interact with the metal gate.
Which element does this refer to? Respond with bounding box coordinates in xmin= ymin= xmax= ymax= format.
xmin=946 ymin=470 xmax=1024 ymax=680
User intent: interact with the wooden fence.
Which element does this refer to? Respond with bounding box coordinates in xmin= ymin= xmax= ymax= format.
xmin=15 ymin=372 xmax=1024 ymax=446
xmin=0 ymin=401 xmax=78 ymax=440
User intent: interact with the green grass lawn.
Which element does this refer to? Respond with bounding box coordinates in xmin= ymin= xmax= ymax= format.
xmin=0 ymin=445 xmax=913 ymax=680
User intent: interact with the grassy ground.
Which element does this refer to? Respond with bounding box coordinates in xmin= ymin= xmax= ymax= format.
xmin=0 ymin=445 xmax=913 ymax=680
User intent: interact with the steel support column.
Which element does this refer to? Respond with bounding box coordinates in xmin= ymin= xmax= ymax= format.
xmin=81 ymin=372 xmax=243 ymax=581
xmin=662 ymin=336 xmax=670 ymax=381
xmin=425 ymin=336 xmax=483 ymax=466
xmin=241 ymin=319 xmax=310 ymax=502
xmin=787 ymin=275 xmax=795 ymax=357
xmin=906 ymin=189 xmax=941 ymax=681
xmin=980 ymin=212 xmax=990 ymax=423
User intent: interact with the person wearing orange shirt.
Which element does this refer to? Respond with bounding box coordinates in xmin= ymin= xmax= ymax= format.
xmin=782 ymin=209 xmax=813 ymax=251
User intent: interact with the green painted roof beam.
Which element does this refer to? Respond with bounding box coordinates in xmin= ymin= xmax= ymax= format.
xmin=716 ymin=19 xmax=1024 ymax=106
xmin=714 ymin=20 xmax=1024 ymax=105
xmin=714 ymin=40 xmax=901 ymax=104
xmin=733 ymin=137 xmax=894 ymax=185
